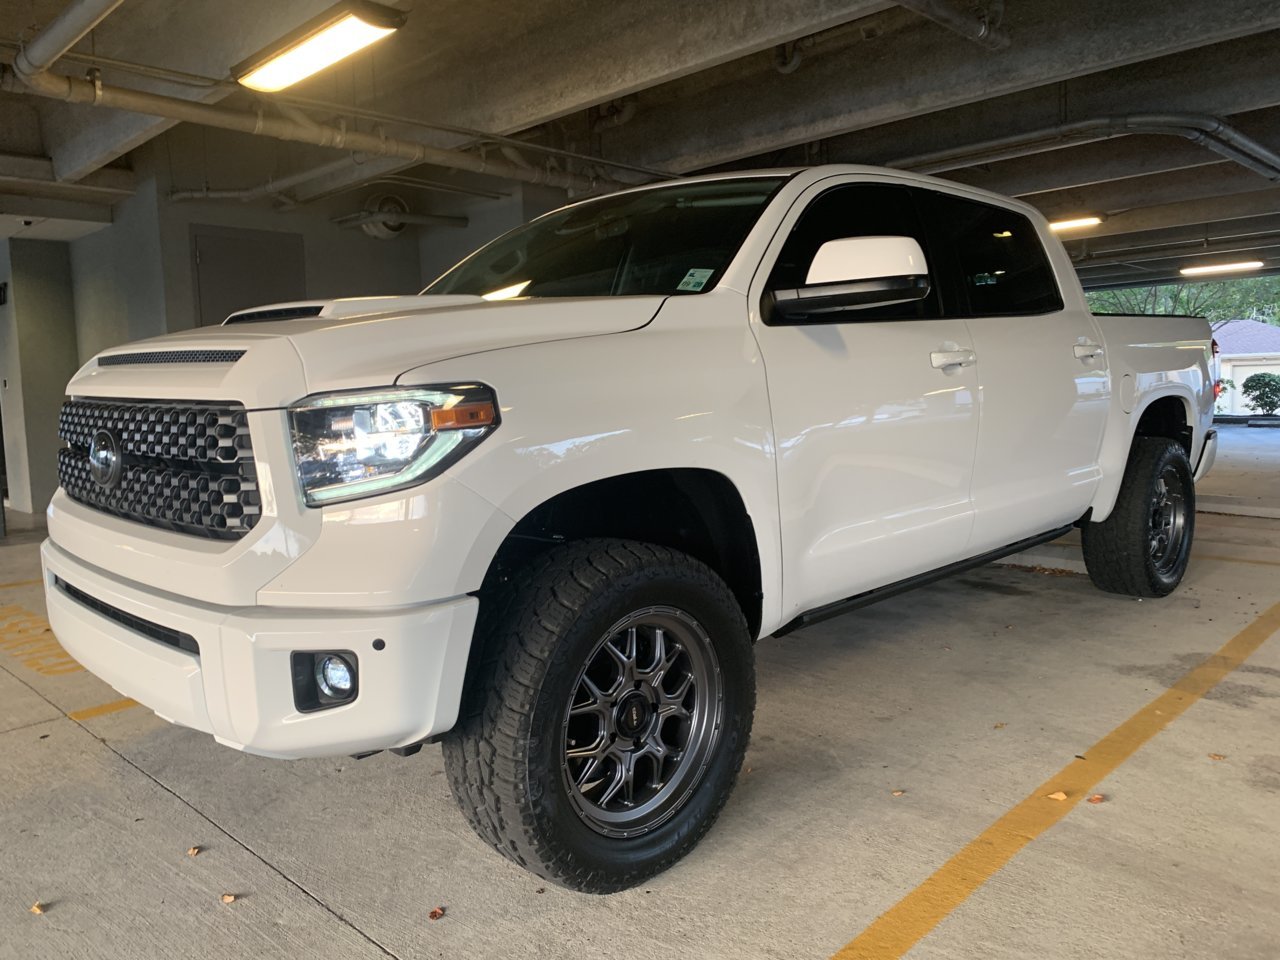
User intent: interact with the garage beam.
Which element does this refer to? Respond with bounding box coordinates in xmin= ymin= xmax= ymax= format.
xmin=600 ymin=0 xmax=1280 ymax=172
xmin=1073 ymin=233 xmax=1280 ymax=270
xmin=1064 ymin=213 xmax=1280 ymax=262
xmin=291 ymin=0 xmax=896 ymax=202
xmin=34 ymin=0 xmax=340 ymax=182
xmin=1059 ymin=188 xmax=1280 ymax=241
xmin=1028 ymin=166 xmax=1279 ymax=220
xmin=932 ymin=106 xmax=1280 ymax=199
xmin=0 ymin=153 xmax=134 ymax=203
xmin=833 ymin=32 xmax=1280 ymax=173
xmin=0 ymin=193 xmax=111 ymax=223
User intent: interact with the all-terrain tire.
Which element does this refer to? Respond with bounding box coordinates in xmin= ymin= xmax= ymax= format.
xmin=1082 ymin=437 xmax=1195 ymax=597
xmin=443 ymin=538 xmax=755 ymax=893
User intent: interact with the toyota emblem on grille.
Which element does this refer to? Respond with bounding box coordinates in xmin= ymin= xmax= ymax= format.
xmin=88 ymin=429 xmax=123 ymax=489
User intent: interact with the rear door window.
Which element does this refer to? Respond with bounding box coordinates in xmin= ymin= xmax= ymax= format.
xmin=919 ymin=190 xmax=1063 ymax=317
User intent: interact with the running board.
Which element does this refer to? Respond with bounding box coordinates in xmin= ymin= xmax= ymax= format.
xmin=773 ymin=524 xmax=1075 ymax=637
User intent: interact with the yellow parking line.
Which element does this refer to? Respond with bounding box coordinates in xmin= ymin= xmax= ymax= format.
xmin=67 ymin=698 xmax=139 ymax=722
xmin=833 ymin=598 xmax=1280 ymax=960
xmin=0 ymin=579 xmax=42 ymax=591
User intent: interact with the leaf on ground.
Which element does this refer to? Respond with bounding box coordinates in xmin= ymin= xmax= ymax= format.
xmin=1086 ymin=793 xmax=1106 ymax=804
xmin=220 ymin=894 xmax=237 ymax=904
xmin=1045 ymin=791 xmax=1068 ymax=801
xmin=993 ymin=722 xmax=1007 ymax=729
xmin=428 ymin=906 xmax=446 ymax=921
xmin=1208 ymin=753 xmax=1227 ymax=761
xmin=891 ymin=790 xmax=905 ymax=797
xmin=29 ymin=901 xmax=44 ymax=915
xmin=187 ymin=846 xmax=201 ymax=857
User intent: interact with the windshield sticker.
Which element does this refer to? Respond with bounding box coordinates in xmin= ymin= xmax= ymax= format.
xmin=676 ymin=268 xmax=716 ymax=292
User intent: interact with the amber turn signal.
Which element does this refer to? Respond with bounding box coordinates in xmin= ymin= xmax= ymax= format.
xmin=431 ymin=401 xmax=498 ymax=431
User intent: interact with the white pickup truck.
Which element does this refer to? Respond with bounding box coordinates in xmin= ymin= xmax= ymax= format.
xmin=44 ymin=166 xmax=1216 ymax=892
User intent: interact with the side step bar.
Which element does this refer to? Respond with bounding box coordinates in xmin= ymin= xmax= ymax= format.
xmin=773 ymin=524 xmax=1075 ymax=637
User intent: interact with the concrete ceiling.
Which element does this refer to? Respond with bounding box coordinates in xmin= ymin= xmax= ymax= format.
xmin=0 ymin=0 xmax=1278 ymax=287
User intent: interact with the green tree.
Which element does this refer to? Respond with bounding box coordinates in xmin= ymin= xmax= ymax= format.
xmin=1241 ymin=372 xmax=1280 ymax=416
xmin=1085 ymin=275 xmax=1280 ymax=323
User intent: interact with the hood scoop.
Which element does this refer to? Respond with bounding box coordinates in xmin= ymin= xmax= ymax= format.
xmin=223 ymin=295 xmax=484 ymax=326
xmin=224 ymin=305 xmax=323 ymax=325
xmin=98 ymin=348 xmax=247 ymax=366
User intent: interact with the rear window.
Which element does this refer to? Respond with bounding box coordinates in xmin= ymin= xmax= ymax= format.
xmin=923 ymin=191 xmax=1063 ymax=317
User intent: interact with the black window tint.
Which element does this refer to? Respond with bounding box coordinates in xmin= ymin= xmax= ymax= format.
xmin=922 ymin=191 xmax=1063 ymax=316
xmin=766 ymin=183 xmax=939 ymax=320
xmin=426 ymin=177 xmax=784 ymax=299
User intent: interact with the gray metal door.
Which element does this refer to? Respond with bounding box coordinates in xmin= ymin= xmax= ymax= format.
xmin=191 ymin=225 xmax=306 ymax=326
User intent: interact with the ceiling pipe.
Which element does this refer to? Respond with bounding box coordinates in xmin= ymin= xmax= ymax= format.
xmin=332 ymin=211 xmax=470 ymax=229
xmin=890 ymin=114 xmax=1280 ymax=182
xmin=12 ymin=0 xmax=121 ymax=79
xmin=3 ymin=2 xmax=619 ymax=195
xmin=895 ymin=0 xmax=1009 ymax=50
xmin=0 ymin=36 xmax=675 ymax=180
xmin=169 ymin=157 xmax=359 ymax=203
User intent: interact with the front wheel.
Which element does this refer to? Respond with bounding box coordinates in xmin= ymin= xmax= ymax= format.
xmin=443 ymin=539 xmax=755 ymax=893
xmin=1082 ymin=437 xmax=1195 ymax=597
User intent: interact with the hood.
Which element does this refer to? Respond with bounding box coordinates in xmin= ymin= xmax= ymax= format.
xmin=68 ymin=295 xmax=665 ymax=407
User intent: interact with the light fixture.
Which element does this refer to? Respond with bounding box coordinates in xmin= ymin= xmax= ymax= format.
xmin=235 ymin=2 xmax=406 ymax=93
xmin=1179 ymin=260 xmax=1264 ymax=277
xmin=316 ymin=654 xmax=355 ymax=698
xmin=1048 ymin=216 xmax=1104 ymax=232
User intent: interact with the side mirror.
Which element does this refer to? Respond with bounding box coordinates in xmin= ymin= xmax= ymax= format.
xmin=768 ymin=236 xmax=931 ymax=324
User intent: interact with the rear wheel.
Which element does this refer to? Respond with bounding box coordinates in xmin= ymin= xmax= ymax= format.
xmin=1082 ymin=437 xmax=1195 ymax=597
xmin=443 ymin=539 xmax=754 ymax=893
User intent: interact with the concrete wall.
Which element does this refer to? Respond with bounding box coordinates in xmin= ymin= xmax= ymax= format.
xmin=69 ymin=128 xmax=428 ymax=361
xmin=418 ymin=182 xmax=569 ymax=287
xmin=69 ymin=168 xmax=167 ymax=362
xmin=0 ymin=239 xmax=80 ymax=513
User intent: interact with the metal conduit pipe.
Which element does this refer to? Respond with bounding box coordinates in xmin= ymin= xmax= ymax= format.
xmin=890 ymin=114 xmax=1280 ymax=182
xmin=0 ymin=37 xmax=675 ymax=179
xmin=12 ymin=0 xmax=121 ymax=78
xmin=3 ymin=0 xmax=617 ymax=195
xmin=169 ymin=157 xmax=359 ymax=202
xmin=1 ymin=64 xmax=613 ymax=193
xmin=895 ymin=0 xmax=1009 ymax=50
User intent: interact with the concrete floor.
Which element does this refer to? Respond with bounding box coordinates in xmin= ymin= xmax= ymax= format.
xmin=1198 ymin=424 xmax=1280 ymax=517
xmin=3 ymin=503 xmax=1279 ymax=958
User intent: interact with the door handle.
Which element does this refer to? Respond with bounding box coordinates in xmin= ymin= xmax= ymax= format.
xmin=930 ymin=349 xmax=976 ymax=369
xmin=1074 ymin=342 xmax=1104 ymax=360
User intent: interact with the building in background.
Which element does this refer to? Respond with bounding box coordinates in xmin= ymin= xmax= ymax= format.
xmin=1212 ymin=319 xmax=1280 ymax=415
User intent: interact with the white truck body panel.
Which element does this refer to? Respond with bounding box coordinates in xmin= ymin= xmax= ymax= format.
xmin=42 ymin=165 xmax=1214 ymax=758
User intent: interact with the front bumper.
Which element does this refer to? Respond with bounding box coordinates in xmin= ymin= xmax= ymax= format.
xmin=41 ymin=539 xmax=478 ymax=759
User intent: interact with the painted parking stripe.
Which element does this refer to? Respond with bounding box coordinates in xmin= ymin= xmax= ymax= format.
xmin=833 ymin=598 xmax=1280 ymax=960
xmin=67 ymin=698 xmax=139 ymax=721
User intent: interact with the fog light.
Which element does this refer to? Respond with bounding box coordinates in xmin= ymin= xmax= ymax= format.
xmin=316 ymin=655 xmax=354 ymax=698
xmin=291 ymin=650 xmax=359 ymax=711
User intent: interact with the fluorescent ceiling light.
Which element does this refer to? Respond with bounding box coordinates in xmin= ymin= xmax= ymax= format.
xmin=236 ymin=3 xmax=405 ymax=93
xmin=1179 ymin=260 xmax=1264 ymax=277
xmin=1048 ymin=216 xmax=1103 ymax=232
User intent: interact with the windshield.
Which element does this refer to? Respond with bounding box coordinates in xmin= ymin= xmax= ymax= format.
xmin=424 ymin=176 xmax=786 ymax=300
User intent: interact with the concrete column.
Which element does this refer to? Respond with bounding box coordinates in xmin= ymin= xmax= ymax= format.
xmin=0 ymin=238 xmax=81 ymax=514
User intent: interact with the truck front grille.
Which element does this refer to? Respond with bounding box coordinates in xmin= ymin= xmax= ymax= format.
xmin=57 ymin=399 xmax=261 ymax=540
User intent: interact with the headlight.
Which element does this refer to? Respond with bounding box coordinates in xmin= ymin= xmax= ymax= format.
xmin=289 ymin=384 xmax=499 ymax=505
